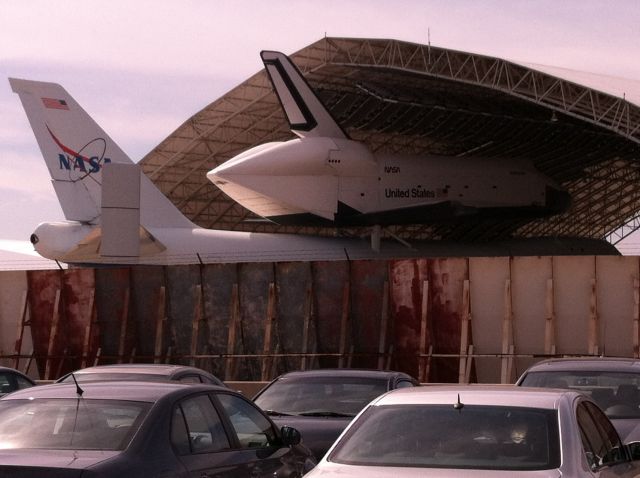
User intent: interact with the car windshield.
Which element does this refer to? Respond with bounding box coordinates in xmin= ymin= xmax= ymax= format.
xmin=520 ymin=371 xmax=640 ymax=419
xmin=0 ymin=399 xmax=149 ymax=450
xmin=329 ymin=404 xmax=560 ymax=471
xmin=255 ymin=376 xmax=388 ymax=416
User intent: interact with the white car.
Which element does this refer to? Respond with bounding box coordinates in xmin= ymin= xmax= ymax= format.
xmin=306 ymin=385 xmax=640 ymax=477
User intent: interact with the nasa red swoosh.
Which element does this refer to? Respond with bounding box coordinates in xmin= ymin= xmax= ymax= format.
xmin=46 ymin=125 xmax=91 ymax=165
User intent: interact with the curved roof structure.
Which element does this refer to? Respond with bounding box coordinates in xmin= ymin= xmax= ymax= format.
xmin=140 ymin=37 xmax=640 ymax=244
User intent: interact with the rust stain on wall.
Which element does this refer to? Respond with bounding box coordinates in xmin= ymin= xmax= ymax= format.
xmin=428 ymin=258 xmax=468 ymax=382
xmin=389 ymin=259 xmax=429 ymax=379
xmin=27 ymin=269 xmax=95 ymax=379
xmin=311 ymin=262 xmax=350 ymax=368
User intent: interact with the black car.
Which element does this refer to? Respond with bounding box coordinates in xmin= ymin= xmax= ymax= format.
xmin=516 ymin=357 xmax=640 ymax=440
xmin=253 ymin=369 xmax=419 ymax=460
xmin=0 ymin=366 xmax=35 ymax=396
xmin=0 ymin=381 xmax=315 ymax=477
xmin=56 ymin=363 xmax=225 ymax=387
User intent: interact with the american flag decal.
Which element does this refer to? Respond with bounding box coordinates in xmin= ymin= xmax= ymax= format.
xmin=42 ymin=97 xmax=69 ymax=110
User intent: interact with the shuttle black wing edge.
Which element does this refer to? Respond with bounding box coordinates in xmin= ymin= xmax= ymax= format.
xmin=260 ymin=50 xmax=349 ymax=139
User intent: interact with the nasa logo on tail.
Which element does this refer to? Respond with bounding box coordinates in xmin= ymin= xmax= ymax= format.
xmin=46 ymin=125 xmax=111 ymax=179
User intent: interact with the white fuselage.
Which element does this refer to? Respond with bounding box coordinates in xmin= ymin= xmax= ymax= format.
xmin=208 ymin=137 xmax=569 ymax=226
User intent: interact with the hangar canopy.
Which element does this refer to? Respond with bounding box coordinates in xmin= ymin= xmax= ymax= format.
xmin=140 ymin=37 xmax=640 ymax=245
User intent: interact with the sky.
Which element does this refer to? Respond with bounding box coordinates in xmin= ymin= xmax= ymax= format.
xmin=2 ymin=0 xmax=640 ymax=258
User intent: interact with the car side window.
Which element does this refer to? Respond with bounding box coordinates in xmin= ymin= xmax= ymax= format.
xmin=577 ymin=401 xmax=625 ymax=469
xmin=178 ymin=375 xmax=201 ymax=384
xmin=14 ymin=375 xmax=33 ymax=390
xmin=172 ymin=395 xmax=230 ymax=454
xmin=395 ymin=379 xmax=415 ymax=389
xmin=216 ymin=393 xmax=277 ymax=448
xmin=584 ymin=402 xmax=626 ymax=465
xmin=0 ymin=374 xmax=13 ymax=394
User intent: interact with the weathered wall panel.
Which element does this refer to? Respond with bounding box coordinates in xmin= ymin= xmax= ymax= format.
xmin=275 ymin=262 xmax=314 ymax=373
xmin=311 ymin=262 xmax=350 ymax=368
xmin=27 ymin=269 xmax=95 ymax=379
xmin=201 ymin=263 xmax=238 ymax=379
xmin=0 ymin=271 xmax=33 ymax=375
xmin=469 ymin=257 xmax=510 ymax=383
xmin=428 ymin=258 xmax=468 ymax=383
xmin=60 ymin=269 xmax=95 ymax=374
xmin=238 ymin=263 xmax=274 ymax=381
xmin=554 ymin=256 xmax=595 ymax=356
xmin=165 ymin=265 xmax=201 ymax=363
xmin=349 ymin=261 xmax=388 ymax=369
xmin=95 ymin=268 xmax=132 ymax=362
xmin=510 ymin=257 xmax=552 ymax=381
xmin=389 ymin=259 xmax=429 ymax=380
xmin=596 ymin=256 xmax=639 ymax=356
xmin=130 ymin=266 xmax=166 ymax=360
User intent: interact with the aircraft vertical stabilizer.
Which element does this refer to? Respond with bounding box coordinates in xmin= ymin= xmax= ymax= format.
xmin=261 ymin=50 xmax=347 ymax=139
xmin=9 ymin=78 xmax=193 ymax=229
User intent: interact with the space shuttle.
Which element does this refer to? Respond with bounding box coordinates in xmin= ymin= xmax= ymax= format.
xmin=208 ymin=51 xmax=571 ymax=227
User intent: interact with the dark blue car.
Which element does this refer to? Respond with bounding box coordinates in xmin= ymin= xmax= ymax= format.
xmin=253 ymin=369 xmax=419 ymax=461
xmin=0 ymin=381 xmax=315 ymax=477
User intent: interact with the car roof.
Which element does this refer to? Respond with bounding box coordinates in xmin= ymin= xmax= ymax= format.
xmin=272 ymin=369 xmax=415 ymax=380
xmin=370 ymin=385 xmax=580 ymax=409
xmin=68 ymin=364 xmax=207 ymax=375
xmin=0 ymin=367 xmax=33 ymax=378
xmin=521 ymin=357 xmax=640 ymax=373
xmin=2 ymin=381 xmax=227 ymax=402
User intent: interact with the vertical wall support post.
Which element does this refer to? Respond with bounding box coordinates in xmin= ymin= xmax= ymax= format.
xmin=82 ymin=290 xmax=97 ymax=368
xmin=634 ymin=278 xmax=640 ymax=358
xmin=377 ymin=281 xmax=389 ymax=370
xmin=153 ymin=286 xmax=166 ymax=364
xmin=500 ymin=280 xmax=513 ymax=384
xmin=588 ymin=278 xmax=599 ymax=355
xmin=225 ymin=284 xmax=239 ymax=380
xmin=458 ymin=279 xmax=471 ymax=383
xmin=418 ymin=280 xmax=429 ymax=383
xmin=544 ymin=279 xmax=556 ymax=355
xmin=338 ymin=282 xmax=350 ymax=368
xmin=116 ymin=288 xmax=130 ymax=365
xmin=190 ymin=285 xmax=203 ymax=367
xmin=261 ymin=283 xmax=276 ymax=381
xmin=301 ymin=284 xmax=313 ymax=371
xmin=13 ymin=291 xmax=29 ymax=370
xmin=45 ymin=289 xmax=61 ymax=380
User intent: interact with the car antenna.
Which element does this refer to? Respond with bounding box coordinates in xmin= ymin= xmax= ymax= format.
xmin=453 ymin=394 xmax=464 ymax=411
xmin=70 ymin=373 xmax=84 ymax=397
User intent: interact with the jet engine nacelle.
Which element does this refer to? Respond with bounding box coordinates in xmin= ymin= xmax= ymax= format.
xmin=30 ymin=221 xmax=95 ymax=260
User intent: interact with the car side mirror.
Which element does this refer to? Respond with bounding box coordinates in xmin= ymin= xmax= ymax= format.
xmin=627 ymin=441 xmax=640 ymax=460
xmin=280 ymin=425 xmax=301 ymax=446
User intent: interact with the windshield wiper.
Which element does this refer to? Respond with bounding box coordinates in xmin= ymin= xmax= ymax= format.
xmin=264 ymin=410 xmax=295 ymax=416
xmin=297 ymin=411 xmax=355 ymax=418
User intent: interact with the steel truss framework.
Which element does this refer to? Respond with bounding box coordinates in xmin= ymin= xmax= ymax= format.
xmin=141 ymin=37 xmax=640 ymax=245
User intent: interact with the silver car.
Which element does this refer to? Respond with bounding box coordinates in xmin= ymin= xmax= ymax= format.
xmin=306 ymin=385 xmax=640 ymax=477
xmin=516 ymin=357 xmax=640 ymax=441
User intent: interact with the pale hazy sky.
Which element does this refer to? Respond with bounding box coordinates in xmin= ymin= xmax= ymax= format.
xmin=2 ymin=0 xmax=640 ymax=253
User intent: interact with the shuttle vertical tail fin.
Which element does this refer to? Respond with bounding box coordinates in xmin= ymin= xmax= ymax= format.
xmin=10 ymin=78 xmax=193 ymax=229
xmin=260 ymin=50 xmax=348 ymax=139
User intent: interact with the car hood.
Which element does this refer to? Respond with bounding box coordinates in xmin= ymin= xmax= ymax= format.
xmin=270 ymin=415 xmax=352 ymax=461
xmin=306 ymin=462 xmax=562 ymax=477
xmin=0 ymin=449 xmax=119 ymax=477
